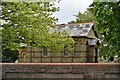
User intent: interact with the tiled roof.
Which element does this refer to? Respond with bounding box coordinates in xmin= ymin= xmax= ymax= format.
xmin=49 ymin=23 xmax=93 ymax=37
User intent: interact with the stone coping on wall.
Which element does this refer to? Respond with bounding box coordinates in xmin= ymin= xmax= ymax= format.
xmin=1 ymin=63 xmax=120 ymax=66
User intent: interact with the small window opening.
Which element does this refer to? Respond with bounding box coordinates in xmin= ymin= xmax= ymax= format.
xmin=64 ymin=45 xmax=68 ymax=56
xmin=43 ymin=47 xmax=48 ymax=56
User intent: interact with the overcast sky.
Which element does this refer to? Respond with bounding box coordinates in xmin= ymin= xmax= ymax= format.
xmin=53 ymin=0 xmax=94 ymax=24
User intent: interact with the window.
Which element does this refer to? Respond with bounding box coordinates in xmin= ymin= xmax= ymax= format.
xmin=64 ymin=45 xmax=68 ymax=56
xmin=74 ymin=43 xmax=80 ymax=56
xmin=21 ymin=51 xmax=27 ymax=62
xmin=43 ymin=47 xmax=48 ymax=56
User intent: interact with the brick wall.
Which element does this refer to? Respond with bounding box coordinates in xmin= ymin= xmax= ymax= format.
xmin=1 ymin=63 xmax=120 ymax=80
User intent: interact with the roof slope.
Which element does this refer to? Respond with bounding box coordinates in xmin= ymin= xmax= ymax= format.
xmin=49 ymin=23 xmax=94 ymax=37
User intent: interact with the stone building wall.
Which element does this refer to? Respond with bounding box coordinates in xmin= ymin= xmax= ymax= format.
xmin=18 ymin=38 xmax=98 ymax=63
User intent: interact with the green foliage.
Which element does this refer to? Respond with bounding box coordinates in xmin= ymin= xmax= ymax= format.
xmin=68 ymin=9 xmax=94 ymax=24
xmin=0 ymin=29 xmax=2 ymax=62
xmin=1 ymin=2 xmax=74 ymax=62
xmin=90 ymin=1 xmax=120 ymax=57
xmin=2 ymin=49 xmax=18 ymax=62
xmin=2 ymin=2 xmax=57 ymax=49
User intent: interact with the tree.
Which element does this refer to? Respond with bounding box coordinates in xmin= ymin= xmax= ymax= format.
xmin=90 ymin=1 xmax=120 ymax=59
xmin=1 ymin=2 xmax=74 ymax=62
xmin=68 ymin=9 xmax=94 ymax=24
xmin=0 ymin=26 xmax=2 ymax=62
